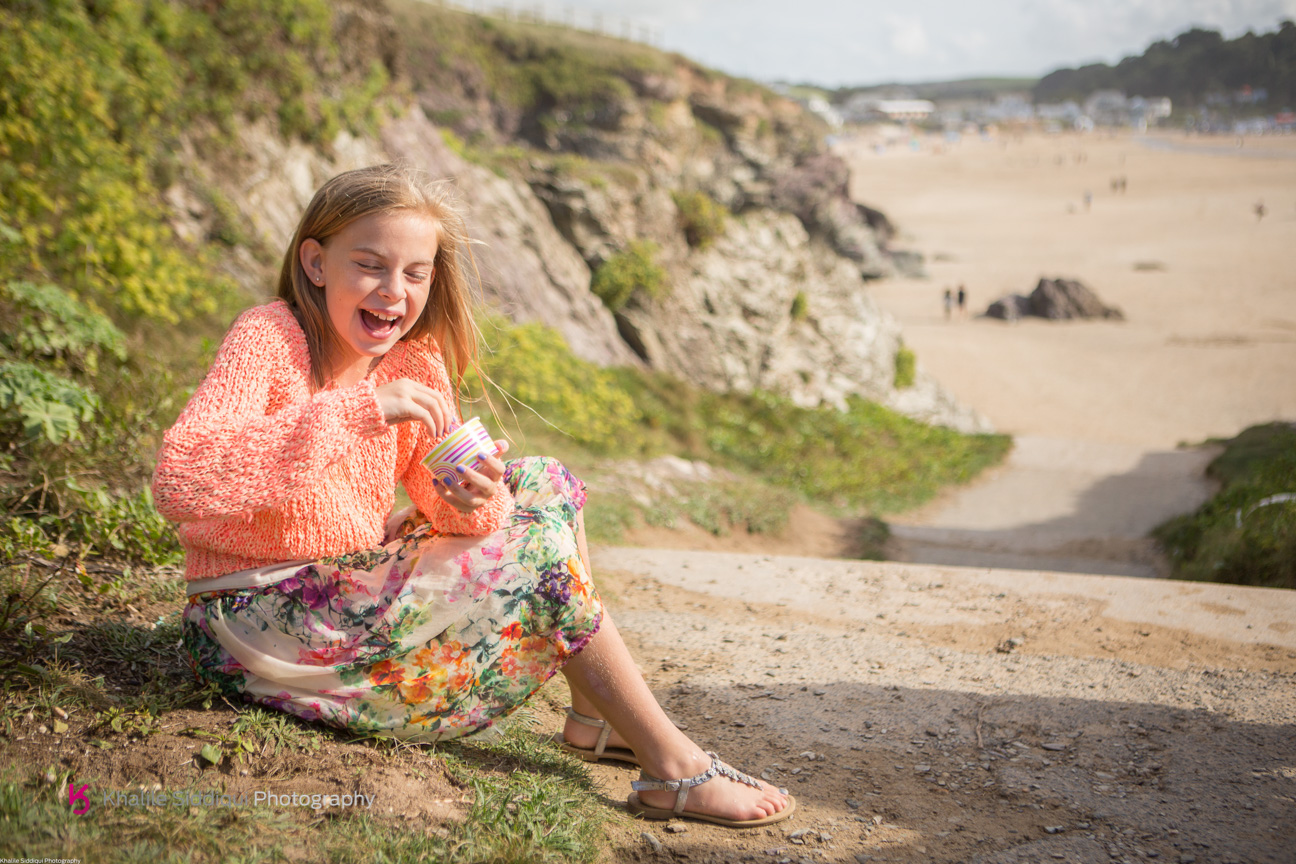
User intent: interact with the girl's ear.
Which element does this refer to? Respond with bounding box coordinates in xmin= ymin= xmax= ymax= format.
xmin=298 ymin=238 xmax=325 ymax=286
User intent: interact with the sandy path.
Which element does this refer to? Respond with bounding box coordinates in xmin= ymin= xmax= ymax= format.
xmin=585 ymin=546 xmax=1296 ymax=864
xmin=838 ymin=132 xmax=1296 ymax=575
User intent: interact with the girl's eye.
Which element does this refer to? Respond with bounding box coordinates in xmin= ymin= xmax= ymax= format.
xmin=408 ymin=271 xmax=431 ymax=282
xmin=358 ymin=261 xmax=382 ymax=272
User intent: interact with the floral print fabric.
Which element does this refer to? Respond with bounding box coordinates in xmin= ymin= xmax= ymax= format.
xmin=181 ymin=456 xmax=602 ymax=741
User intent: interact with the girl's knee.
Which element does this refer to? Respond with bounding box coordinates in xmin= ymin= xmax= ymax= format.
xmin=505 ymin=456 xmax=586 ymax=511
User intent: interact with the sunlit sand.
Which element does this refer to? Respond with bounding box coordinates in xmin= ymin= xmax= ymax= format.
xmin=843 ymin=130 xmax=1296 ymax=449
xmin=841 ymin=130 xmax=1296 ymax=575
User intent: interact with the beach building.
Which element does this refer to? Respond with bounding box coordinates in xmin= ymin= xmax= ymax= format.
xmin=840 ymin=97 xmax=935 ymax=124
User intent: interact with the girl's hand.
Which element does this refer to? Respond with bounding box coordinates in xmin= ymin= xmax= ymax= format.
xmin=434 ymin=440 xmax=510 ymax=515
xmin=375 ymin=378 xmax=455 ymax=438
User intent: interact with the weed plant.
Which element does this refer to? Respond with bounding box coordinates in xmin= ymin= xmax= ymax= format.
xmin=590 ymin=241 xmax=668 ymax=312
xmin=672 ymin=189 xmax=729 ymax=249
xmin=893 ymin=344 xmax=917 ymax=389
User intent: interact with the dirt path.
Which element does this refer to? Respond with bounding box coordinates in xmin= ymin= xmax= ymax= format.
xmin=884 ymin=436 xmax=1219 ymax=578
xmin=585 ymin=546 xmax=1296 ymax=864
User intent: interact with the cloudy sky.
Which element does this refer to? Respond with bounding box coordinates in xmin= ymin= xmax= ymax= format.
xmin=516 ymin=0 xmax=1296 ymax=86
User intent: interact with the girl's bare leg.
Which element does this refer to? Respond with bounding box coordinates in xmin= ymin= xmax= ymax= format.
xmin=561 ymin=613 xmax=788 ymax=822
xmin=561 ymin=507 xmax=787 ymax=819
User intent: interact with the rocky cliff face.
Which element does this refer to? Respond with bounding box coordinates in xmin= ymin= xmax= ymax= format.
xmin=180 ymin=0 xmax=989 ymax=433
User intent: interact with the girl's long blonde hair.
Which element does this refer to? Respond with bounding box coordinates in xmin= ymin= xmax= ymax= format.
xmin=277 ymin=163 xmax=481 ymax=391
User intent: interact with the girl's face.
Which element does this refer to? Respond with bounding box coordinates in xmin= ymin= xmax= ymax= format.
xmin=299 ymin=211 xmax=439 ymax=382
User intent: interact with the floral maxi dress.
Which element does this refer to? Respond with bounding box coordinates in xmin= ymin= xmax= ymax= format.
xmin=182 ymin=456 xmax=603 ymax=741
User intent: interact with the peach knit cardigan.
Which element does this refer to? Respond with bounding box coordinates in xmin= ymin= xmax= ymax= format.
xmin=151 ymin=300 xmax=514 ymax=581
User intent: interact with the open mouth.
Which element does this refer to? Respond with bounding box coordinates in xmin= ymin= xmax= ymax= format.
xmin=360 ymin=309 xmax=402 ymax=338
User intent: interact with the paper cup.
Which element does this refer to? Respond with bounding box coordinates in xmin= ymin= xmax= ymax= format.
xmin=421 ymin=417 xmax=498 ymax=484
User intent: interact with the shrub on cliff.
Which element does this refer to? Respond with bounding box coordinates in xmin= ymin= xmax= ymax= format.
xmin=0 ymin=0 xmax=400 ymax=566
xmin=590 ymin=241 xmax=667 ymax=311
xmin=1154 ymin=423 xmax=1296 ymax=590
xmin=893 ymin=344 xmax=916 ymax=389
xmin=671 ymin=190 xmax=729 ymax=249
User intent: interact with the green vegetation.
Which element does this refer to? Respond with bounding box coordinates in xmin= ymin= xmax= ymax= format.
xmin=0 ymin=715 xmax=611 ymax=863
xmin=893 ymin=344 xmax=916 ymax=389
xmin=589 ymin=241 xmax=667 ymax=311
xmin=476 ymin=324 xmax=1010 ymax=516
xmin=671 ymin=189 xmax=729 ymax=249
xmin=469 ymin=322 xmax=641 ymax=453
xmin=391 ymin=0 xmax=671 ymax=142
xmin=1154 ymin=423 xmax=1296 ymax=590
xmin=0 ymin=0 xmax=403 ymax=570
xmin=1033 ymin=22 xmax=1296 ymax=112
xmin=790 ymin=291 xmax=810 ymax=322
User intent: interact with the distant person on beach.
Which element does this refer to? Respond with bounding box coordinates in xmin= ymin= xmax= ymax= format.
xmin=151 ymin=163 xmax=793 ymax=829
xmin=943 ymin=288 xmax=953 ymax=320
xmin=1255 ymin=200 xmax=1266 ymax=221
xmin=1083 ymin=190 xmax=1092 ymax=211
xmin=957 ymin=285 xmax=967 ymax=318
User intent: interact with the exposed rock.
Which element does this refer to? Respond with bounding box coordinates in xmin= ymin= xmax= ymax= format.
xmin=985 ymin=294 xmax=1032 ymax=321
xmin=1029 ymin=277 xmax=1124 ymax=320
xmin=985 ymin=278 xmax=1124 ymax=322
xmin=615 ymin=210 xmax=992 ymax=432
xmin=769 ymin=152 xmax=891 ymax=277
xmin=209 ymin=110 xmax=635 ymax=367
xmin=179 ymin=1 xmax=988 ymax=432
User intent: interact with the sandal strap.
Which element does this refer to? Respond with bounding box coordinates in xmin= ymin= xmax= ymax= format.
xmin=565 ymin=707 xmax=613 ymax=757
xmin=631 ymin=752 xmax=763 ymax=815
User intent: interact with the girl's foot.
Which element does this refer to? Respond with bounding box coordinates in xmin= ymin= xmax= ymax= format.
xmin=635 ymin=746 xmax=791 ymax=824
xmin=561 ymin=710 xmax=633 ymax=754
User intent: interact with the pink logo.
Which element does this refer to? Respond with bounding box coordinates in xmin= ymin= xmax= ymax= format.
xmin=67 ymin=781 xmax=90 ymax=815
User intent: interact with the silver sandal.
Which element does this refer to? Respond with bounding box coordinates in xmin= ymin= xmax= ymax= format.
xmin=627 ymin=751 xmax=795 ymax=828
xmin=551 ymin=707 xmax=640 ymax=766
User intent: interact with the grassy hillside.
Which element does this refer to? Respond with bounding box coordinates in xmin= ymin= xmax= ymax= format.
xmin=1154 ymin=423 xmax=1296 ymax=590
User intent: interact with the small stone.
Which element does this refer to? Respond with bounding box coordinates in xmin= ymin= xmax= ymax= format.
xmin=855 ymin=856 xmax=872 ymax=864
xmin=914 ymin=764 xmax=931 ymax=773
xmin=1043 ymin=742 xmax=1066 ymax=751
xmin=665 ymin=823 xmax=687 ymax=834
xmin=37 ymin=725 xmax=49 ymax=735
xmin=733 ymin=721 xmax=747 ymax=728
xmin=800 ymin=751 xmax=816 ymax=760
xmin=1178 ymin=856 xmax=1195 ymax=863
xmin=640 ymin=832 xmax=663 ymax=852
xmin=761 ymin=771 xmax=772 ymax=781
xmin=813 ymin=689 xmax=827 ymax=696
xmin=1044 ymin=826 xmax=1065 ymax=834
xmin=845 ymin=798 xmax=862 ymax=809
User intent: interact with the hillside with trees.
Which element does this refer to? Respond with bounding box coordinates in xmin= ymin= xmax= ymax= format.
xmin=1033 ymin=21 xmax=1296 ymax=112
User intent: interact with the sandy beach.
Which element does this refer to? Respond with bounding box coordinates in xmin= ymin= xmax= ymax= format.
xmin=843 ymin=130 xmax=1296 ymax=449
xmin=834 ymin=131 xmax=1296 ymax=576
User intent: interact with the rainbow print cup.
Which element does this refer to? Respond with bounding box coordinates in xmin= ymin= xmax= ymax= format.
xmin=421 ymin=417 xmax=498 ymax=484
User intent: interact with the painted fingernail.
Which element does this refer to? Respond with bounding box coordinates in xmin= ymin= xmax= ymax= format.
xmin=456 ymin=465 xmax=465 ymax=473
